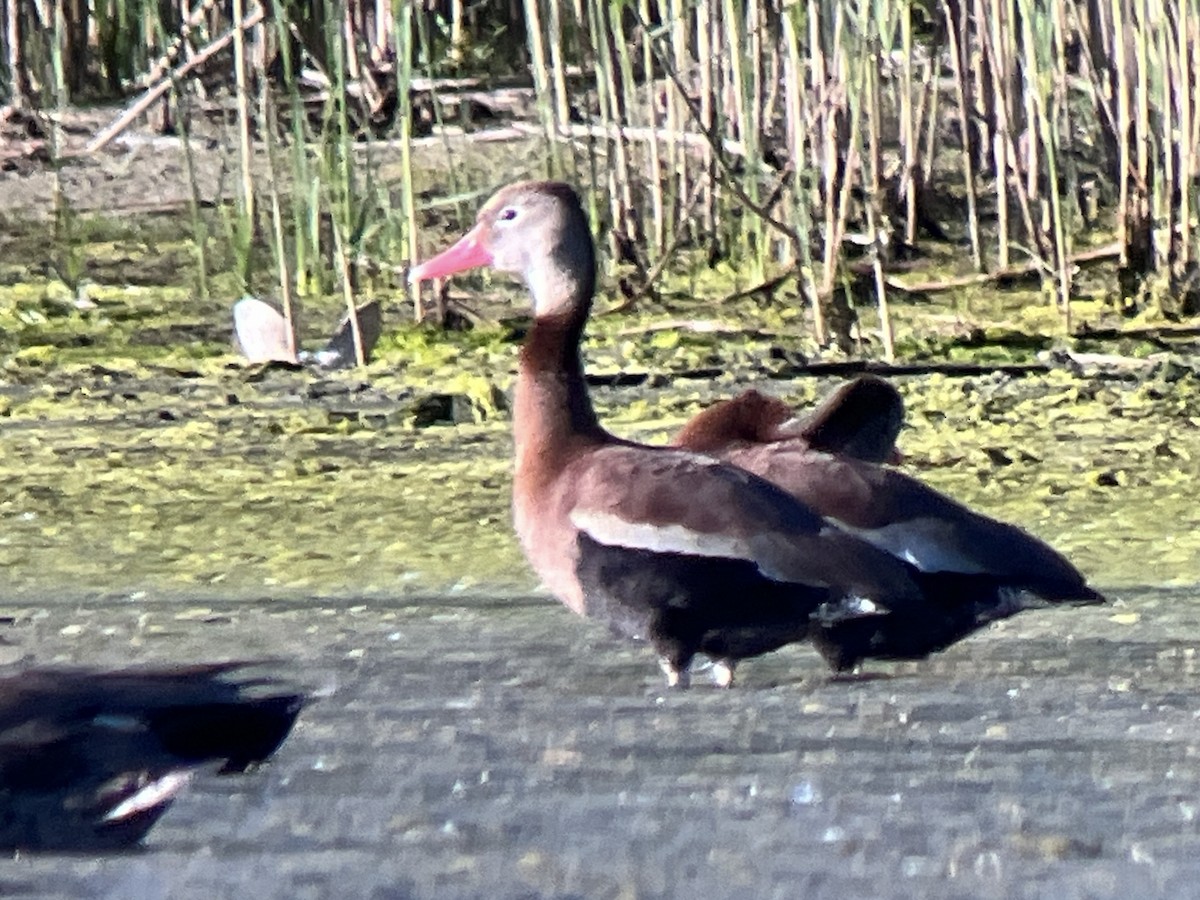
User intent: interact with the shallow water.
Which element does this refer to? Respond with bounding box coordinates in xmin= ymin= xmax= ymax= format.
xmin=5 ymin=588 xmax=1200 ymax=899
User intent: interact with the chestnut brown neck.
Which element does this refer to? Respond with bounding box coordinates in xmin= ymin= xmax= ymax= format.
xmin=514 ymin=308 xmax=606 ymax=477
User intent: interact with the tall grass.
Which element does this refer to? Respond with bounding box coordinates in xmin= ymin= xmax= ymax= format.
xmin=4 ymin=0 xmax=1199 ymax=352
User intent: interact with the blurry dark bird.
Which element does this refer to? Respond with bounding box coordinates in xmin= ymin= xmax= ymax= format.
xmin=0 ymin=662 xmax=307 ymax=852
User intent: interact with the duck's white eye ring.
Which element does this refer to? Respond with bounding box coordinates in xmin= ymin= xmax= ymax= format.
xmin=498 ymin=207 xmax=518 ymax=222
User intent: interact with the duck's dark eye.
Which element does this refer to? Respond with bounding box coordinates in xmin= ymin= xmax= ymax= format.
xmin=498 ymin=207 xmax=518 ymax=222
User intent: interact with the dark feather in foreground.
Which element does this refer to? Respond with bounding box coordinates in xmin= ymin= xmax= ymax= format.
xmin=0 ymin=662 xmax=306 ymax=852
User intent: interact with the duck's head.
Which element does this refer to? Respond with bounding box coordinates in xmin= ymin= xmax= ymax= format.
xmin=410 ymin=181 xmax=595 ymax=319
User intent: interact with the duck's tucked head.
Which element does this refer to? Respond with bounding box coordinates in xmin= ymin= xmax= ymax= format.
xmin=674 ymin=390 xmax=793 ymax=452
xmin=410 ymin=181 xmax=595 ymax=319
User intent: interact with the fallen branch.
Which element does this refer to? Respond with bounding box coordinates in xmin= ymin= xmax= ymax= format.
xmin=1073 ymin=323 xmax=1200 ymax=342
xmin=585 ymin=360 xmax=1051 ymax=388
xmin=613 ymin=319 xmax=759 ymax=337
xmin=1041 ymin=349 xmax=1163 ymax=374
xmin=721 ymin=272 xmax=792 ymax=305
xmin=84 ymin=6 xmax=265 ymax=155
xmin=884 ymin=242 xmax=1122 ymax=295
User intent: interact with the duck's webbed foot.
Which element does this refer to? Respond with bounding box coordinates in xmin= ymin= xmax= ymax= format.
xmin=658 ymin=657 xmax=691 ymax=689
xmin=710 ymin=659 xmax=736 ymax=688
xmin=829 ymin=664 xmax=893 ymax=683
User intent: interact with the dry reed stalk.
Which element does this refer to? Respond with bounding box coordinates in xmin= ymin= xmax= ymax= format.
xmin=521 ymin=0 xmax=558 ymax=171
xmin=587 ymin=0 xmax=634 ymax=261
xmin=898 ymin=0 xmax=918 ymax=246
xmin=1134 ymin=0 xmax=1150 ymax=233
xmin=817 ymin=4 xmax=851 ymax=298
xmin=585 ymin=0 xmax=616 ymax=251
xmin=638 ymin=0 xmax=664 ymax=254
xmin=5 ymin=0 xmax=23 ymax=105
xmin=1020 ymin=6 xmax=1044 ymax=207
xmin=230 ymin=0 xmax=255 ymax=225
xmin=695 ymin=0 xmax=715 ymax=241
xmin=746 ymin=0 xmax=763 ymax=150
xmin=988 ymin=0 xmax=1012 ymax=268
xmin=942 ymin=0 xmax=982 ymax=270
xmin=605 ymin=1 xmax=639 ymax=257
xmin=331 ymin=214 xmax=367 ymax=368
xmin=715 ymin=0 xmax=753 ymax=267
xmin=393 ymin=1 xmax=421 ymax=320
xmin=779 ymin=7 xmax=804 ymax=246
xmin=179 ymin=95 xmax=211 ymax=299
xmin=341 ymin=2 xmax=360 ymax=80
xmin=373 ymin=0 xmax=391 ymax=54
xmin=260 ymin=85 xmax=297 ymax=360
xmin=448 ymin=0 xmax=464 ymax=65
xmin=1050 ymin=0 xmax=1075 ymax=325
xmin=666 ymin=0 xmax=691 ymax=242
xmin=919 ymin=51 xmax=939 ymax=188
xmin=780 ymin=5 xmax=825 ymax=344
xmin=979 ymin=2 xmax=1046 ymax=264
xmin=734 ymin=0 xmax=765 ymax=273
xmin=1111 ymin=0 xmax=1130 ymax=266
xmin=863 ymin=45 xmax=894 ymax=360
xmin=1176 ymin=0 xmax=1194 ymax=269
xmin=547 ymin=0 xmax=570 ymax=142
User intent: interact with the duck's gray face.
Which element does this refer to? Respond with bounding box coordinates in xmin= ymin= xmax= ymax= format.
xmin=478 ymin=186 xmax=566 ymax=280
xmin=409 ymin=182 xmax=593 ymax=318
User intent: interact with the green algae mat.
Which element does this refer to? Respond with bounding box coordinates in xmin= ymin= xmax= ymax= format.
xmin=4 ymin=232 xmax=1200 ymax=603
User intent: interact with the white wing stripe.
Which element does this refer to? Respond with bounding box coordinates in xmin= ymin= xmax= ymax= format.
xmin=571 ymin=509 xmax=753 ymax=560
xmin=571 ymin=509 xmax=832 ymax=587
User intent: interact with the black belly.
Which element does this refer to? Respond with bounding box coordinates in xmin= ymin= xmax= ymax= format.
xmin=809 ymin=571 xmax=1049 ymax=671
xmin=574 ymin=532 xmax=823 ymax=671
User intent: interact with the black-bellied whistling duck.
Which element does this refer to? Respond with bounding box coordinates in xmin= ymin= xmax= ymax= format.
xmin=674 ymin=381 xmax=1104 ymax=672
xmin=0 ymin=662 xmax=306 ymax=851
xmin=681 ymin=376 xmax=906 ymax=466
xmin=410 ymin=181 xmax=927 ymax=688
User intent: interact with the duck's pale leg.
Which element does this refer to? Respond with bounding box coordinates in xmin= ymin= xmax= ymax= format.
xmin=659 ymin=658 xmax=691 ymax=689
xmin=710 ymin=659 xmax=736 ymax=688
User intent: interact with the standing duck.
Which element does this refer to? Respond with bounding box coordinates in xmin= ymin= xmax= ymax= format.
xmin=674 ymin=382 xmax=1104 ymax=671
xmin=410 ymin=181 xmax=926 ymax=687
xmin=0 ymin=662 xmax=306 ymax=851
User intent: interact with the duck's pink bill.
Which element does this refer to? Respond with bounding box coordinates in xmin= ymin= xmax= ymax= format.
xmin=409 ymin=227 xmax=493 ymax=283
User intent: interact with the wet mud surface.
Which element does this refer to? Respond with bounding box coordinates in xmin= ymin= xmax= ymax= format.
xmin=4 ymin=587 xmax=1200 ymax=898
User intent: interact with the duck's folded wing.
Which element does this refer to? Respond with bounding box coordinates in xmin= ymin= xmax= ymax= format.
xmin=566 ymin=445 xmax=925 ymax=611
